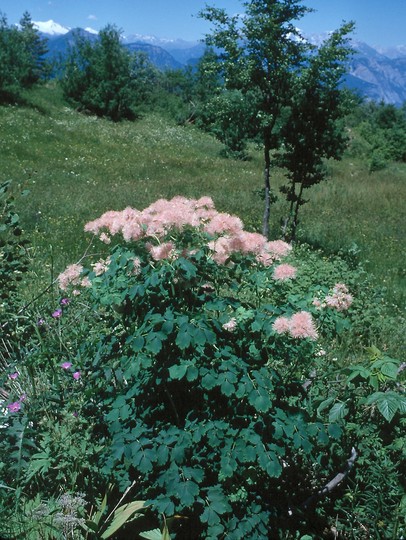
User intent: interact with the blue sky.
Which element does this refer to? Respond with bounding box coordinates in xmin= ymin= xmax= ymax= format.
xmin=2 ymin=0 xmax=405 ymax=47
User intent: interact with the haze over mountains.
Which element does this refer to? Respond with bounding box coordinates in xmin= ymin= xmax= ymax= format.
xmin=35 ymin=20 xmax=406 ymax=106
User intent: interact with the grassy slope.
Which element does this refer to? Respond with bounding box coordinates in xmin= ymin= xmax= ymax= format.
xmin=1 ymin=84 xmax=405 ymax=306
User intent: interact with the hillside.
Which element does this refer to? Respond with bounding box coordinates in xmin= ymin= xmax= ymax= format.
xmin=1 ymin=84 xmax=405 ymax=307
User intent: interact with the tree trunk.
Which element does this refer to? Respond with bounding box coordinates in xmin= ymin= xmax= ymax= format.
xmin=291 ymin=182 xmax=305 ymax=242
xmin=262 ymin=141 xmax=271 ymax=239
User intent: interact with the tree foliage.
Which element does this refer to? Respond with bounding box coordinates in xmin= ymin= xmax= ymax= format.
xmin=60 ymin=25 xmax=158 ymax=121
xmin=0 ymin=11 xmax=48 ymax=103
xmin=348 ymin=100 xmax=406 ymax=171
xmin=276 ymin=23 xmax=355 ymax=240
xmin=199 ymin=1 xmax=354 ymax=239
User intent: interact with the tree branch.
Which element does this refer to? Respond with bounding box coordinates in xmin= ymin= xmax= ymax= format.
xmin=301 ymin=447 xmax=358 ymax=510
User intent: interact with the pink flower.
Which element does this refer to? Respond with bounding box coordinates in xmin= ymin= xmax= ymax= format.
xmin=7 ymin=401 xmax=21 ymax=413
xmin=9 ymin=372 xmax=19 ymax=380
xmin=130 ymin=257 xmax=142 ymax=275
xmin=92 ymin=257 xmax=111 ymax=276
xmin=255 ymin=251 xmax=275 ymax=267
xmin=289 ymin=311 xmax=318 ymax=340
xmin=222 ymin=318 xmax=237 ymax=332
xmin=52 ymin=309 xmax=62 ymax=319
xmin=325 ymin=283 xmax=353 ymax=311
xmin=203 ymin=213 xmax=243 ymax=236
xmin=273 ymin=264 xmax=297 ymax=281
xmin=73 ymin=371 xmax=81 ymax=380
xmin=80 ymin=277 xmax=92 ymax=288
xmin=272 ymin=316 xmax=291 ymax=335
xmin=61 ymin=362 xmax=72 ymax=370
xmin=148 ymin=242 xmax=176 ymax=261
xmin=208 ymin=237 xmax=233 ymax=264
xmin=57 ymin=264 xmax=83 ymax=291
xmin=60 ymin=298 xmax=70 ymax=306
xmin=273 ymin=312 xmax=318 ymax=340
xmin=99 ymin=232 xmax=111 ymax=244
xmin=264 ymin=240 xmax=292 ymax=259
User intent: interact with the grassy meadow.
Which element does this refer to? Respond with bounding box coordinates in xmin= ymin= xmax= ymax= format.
xmin=1 ymin=84 xmax=405 ymax=308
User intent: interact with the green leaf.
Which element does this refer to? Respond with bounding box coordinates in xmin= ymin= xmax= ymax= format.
xmin=250 ymin=391 xmax=271 ymax=413
xmin=101 ymin=501 xmax=145 ymax=539
xmin=176 ymin=327 xmax=192 ymax=350
xmin=366 ymin=391 xmax=404 ymax=422
xmin=131 ymin=335 xmax=145 ymax=352
xmin=220 ymin=455 xmax=237 ymax=477
xmin=379 ymin=361 xmax=399 ymax=379
xmin=177 ymin=480 xmax=199 ymax=507
xmin=220 ymin=379 xmax=235 ymax=397
xmin=186 ymin=365 xmax=199 ymax=381
xmin=317 ymin=397 xmax=334 ymax=417
xmin=376 ymin=396 xmax=399 ymax=422
xmin=140 ymin=529 xmax=162 ymax=540
xmin=140 ymin=526 xmax=171 ymax=540
xmin=327 ymin=423 xmax=342 ymax=439
xmin=146 ymin=335 xmax=162 ymax=354
xmin=206 ymin=487 xmax=231 ymax=515
xmin=201 ymin=372 xmax=217 ymax=390
xmin=201 ymin=506 xmax=221 ymax=526
xmin=328 ymin=402 xmax=348 ymax=422
xmin=169 ymin=364 xmax=188 ymax=380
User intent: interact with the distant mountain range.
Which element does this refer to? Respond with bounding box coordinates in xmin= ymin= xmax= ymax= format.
xmin=35 ymin=20 xmax=406 ymax=105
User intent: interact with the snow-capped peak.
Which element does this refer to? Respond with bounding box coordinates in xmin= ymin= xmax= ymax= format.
xmin=84 ymin=27 xmax=98 ymax=35
xmin=33 ymin=20 xmax=70 ymax=36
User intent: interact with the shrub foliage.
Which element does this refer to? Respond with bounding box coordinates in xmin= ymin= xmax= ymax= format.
xmin=1 ymin=196 xmax=404 ymax=539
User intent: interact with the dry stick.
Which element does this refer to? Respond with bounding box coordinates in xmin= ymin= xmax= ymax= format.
xmin=301 ymin=447 xmax=358 ymax=510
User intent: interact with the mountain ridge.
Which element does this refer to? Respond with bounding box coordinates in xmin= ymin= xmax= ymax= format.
xmin=36 ymin=21 xmax=406 ymax=105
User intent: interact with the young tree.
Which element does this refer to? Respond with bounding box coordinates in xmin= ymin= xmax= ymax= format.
xmin=0 ymin=11 xmax=48 ymax=103
xmin=277 ymin=23 xmax=355 ymax=241
xmin=18 ymin=11 xmax=49 ymax=86
xmin=199 ymin=0 xmax=312 ymax=237
xmin=199 ymin=1 xmax=354 ymax=239
xmin=61 ymin=25 xmax=157 ymax=121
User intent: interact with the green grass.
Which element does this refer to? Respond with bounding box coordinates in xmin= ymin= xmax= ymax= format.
xmin=1 ymin=84 xmax=405 ymax=308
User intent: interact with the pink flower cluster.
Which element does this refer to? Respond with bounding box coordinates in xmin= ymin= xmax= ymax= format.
xmin=325 ymin=283 xmax=353 ymax=311
xmin=84 ymin=196 xmax=292 ymax=266
xmin=57 ymin=263 xmax=91 ymax=292
xmin=92 ymin=257 xmax=111 ymax=276
xmin=313 ymin=283 xmax=353 ymax=312
xmin=273 ymin=263 xmax=297 ymax=281
xmin=273 ymin=311 xmax=318 ymax=340
xmin=222 ymin=318 xmax=237 ymax=332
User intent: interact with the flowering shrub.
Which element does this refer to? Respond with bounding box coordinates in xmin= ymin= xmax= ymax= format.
xmin=1 ymin=196 xmax=404 ymax=539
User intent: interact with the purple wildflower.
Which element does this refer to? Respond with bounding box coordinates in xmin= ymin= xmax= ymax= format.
xmin=7 ymin=401 xmax=21 ymax=413
xmin=61 ymin=362 xmax=72 ymax=370
xmin=73 ymin=371 xmax=81 ymax=380
xmin=9 ymin=372 xmax=19 ymax=380
xmin=60 ymin=298 xmax=70 ymax=306
xmin=52 ymin=309 xmax=62 ymax=319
